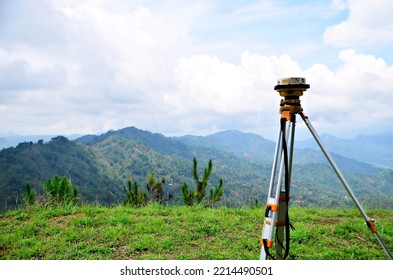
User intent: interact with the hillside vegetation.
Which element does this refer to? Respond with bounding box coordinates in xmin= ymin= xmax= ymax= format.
xmin=1 ymin=204 xmax=392 ymax=260
xmin=1 ymin=127 xmax=393 ymax=213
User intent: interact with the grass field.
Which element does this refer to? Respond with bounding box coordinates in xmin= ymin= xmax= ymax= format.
xmin=1 ymin=204 xmax=392 ymax=260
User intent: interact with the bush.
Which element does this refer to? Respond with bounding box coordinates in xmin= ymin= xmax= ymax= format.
xmin=23 ymin=182 xmax=37 ymax=205
xmin=123 ymin=174 xmax=148 ymax=207
xmin=43 ymin=175 xmax=79 ymax=206
xmin=146 ymin=173 xmax=173 ymax=204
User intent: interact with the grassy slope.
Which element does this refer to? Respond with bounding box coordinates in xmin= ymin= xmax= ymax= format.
xmin=1 ymin=204 xmax=392 ymax=260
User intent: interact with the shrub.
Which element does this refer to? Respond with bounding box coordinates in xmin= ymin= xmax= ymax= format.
xmin=146 ymin=173 xmax=173 ymax=204
xmin=44 ymin=175 xmax=79 ymax=206
xmin=123 ymin=174 xmax=148 ymax=207
xmin=23 ymin=182 xmax=37 ymax=205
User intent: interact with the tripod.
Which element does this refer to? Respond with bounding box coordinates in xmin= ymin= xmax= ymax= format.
xmin=259 ymin=77 xmax=393 ymax=260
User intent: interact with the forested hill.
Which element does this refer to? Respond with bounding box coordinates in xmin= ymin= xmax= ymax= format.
xmin=77 ymin=126 xmax=191 ymax=159
xmin=0 ymin=136 xmax=117 ymax=209
xmin=1 ymin=127 xmax=392 ymax=213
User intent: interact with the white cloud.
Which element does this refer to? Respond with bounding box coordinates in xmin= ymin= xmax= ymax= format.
xmin=0 ymin=0 xmax=392 ymax=139
xmin=0 ymin=0 xmax=204 ymax=134
xmin=302 ymin=49 xmax=393 ymax=135
xmin=172 ymin=52 xmax=303 ymax=113
xmin=169 ymin=48 xmax=393 ymax=137
xmin=328 ymin=0 xmax=347 ymax=15
xmin=324 ymin=0 xmax=393 ymax=48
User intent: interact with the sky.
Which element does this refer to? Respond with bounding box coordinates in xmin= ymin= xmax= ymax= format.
xmin=0 ymin=0 xmax=393 ymax=140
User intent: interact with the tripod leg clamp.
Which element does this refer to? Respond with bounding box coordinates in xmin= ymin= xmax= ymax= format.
xmin=260 ymin=238 xmax=273 ymax=248
xmin=264 ymin=203 xmax=279 ymax=217
xmin=366 ymin=219 xmax=378 ymax=233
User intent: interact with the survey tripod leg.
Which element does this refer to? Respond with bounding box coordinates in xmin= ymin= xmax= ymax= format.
xmin=260 ymin=116 xmax=296 ymax=260
xmin=300 ymin=112 xmax=393 ymax=260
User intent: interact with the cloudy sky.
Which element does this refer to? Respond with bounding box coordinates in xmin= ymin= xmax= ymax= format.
xmin=1 ymin=0 xmax=392 ymax=140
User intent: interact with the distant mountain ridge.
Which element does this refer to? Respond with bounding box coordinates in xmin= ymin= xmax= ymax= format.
xmin=177 ymin=130 xmax=384 ymax=174
xmin=296 ymin=133 xmax=393 ymax=168
xmin=77 ymin=126 xmax=192 ymax=159
xmin=1 ymin=126 xmax=392 ymax=213
xmin=2 ymin=129 xmax=392 ymax=169
xmin=0 ymin=134 xmax=82 ymax=149
xmin=176 ymin=130 xmax=276 ymax=163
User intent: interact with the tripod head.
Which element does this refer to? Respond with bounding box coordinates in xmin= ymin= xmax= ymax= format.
xmin=274 ymin=77 xmax=310 ymax=120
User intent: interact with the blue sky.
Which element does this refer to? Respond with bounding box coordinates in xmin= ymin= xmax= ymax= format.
xmin=0 ymin=0 xmax=392 ymax=140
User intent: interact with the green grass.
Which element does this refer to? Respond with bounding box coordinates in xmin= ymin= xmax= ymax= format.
xmin=0 ymin=204 xmax=392 ymax=260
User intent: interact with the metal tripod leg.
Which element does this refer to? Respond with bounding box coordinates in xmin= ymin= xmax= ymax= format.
xmin=260 ymin=121 xmax=283 ymax=260
xmin=275 ymin=117 xmax=296 ymax=259
xmin=300 ymin=112 xmax=393 ymax=260
xmin=260 ymin=117 xmax=295 ymax=260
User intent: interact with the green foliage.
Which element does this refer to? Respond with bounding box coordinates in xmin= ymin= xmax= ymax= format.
xmin=181 ymin=183 xmax=194 ymax=206
xmin=209 ymin=178 xmax=224 ymax=206
xmin=123 ymin=174 xmax=148 ymax=207
xmin=0 ymin=136 xmax=120 ymax=212
xmin=44 ymin=175 xmax=79 ymax=206
xmin=2 ymin=127 xmax=393 ymax=213
xmin=146 ymin=173 xmax=172 ymax=204
xmin=193 ymin=158 xmax=212 ymax=204
xmin=22 ymin=182 xmax=36 ymax=205
xmin=181 ymin=158 xmax=224 ymax=207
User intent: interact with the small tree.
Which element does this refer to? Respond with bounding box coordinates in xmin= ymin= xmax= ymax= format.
xmin=181 ymin=158 xmax=224 ymax=207
xmin=146 ymin=173 xmax=173 ymax=204
xmin=193 ymin=158 xmax=212 ymax=204
xmin=123 ymin=173 xmax=148 ymax=207
xmin=181 ymin=182 xmax=194 ymax=206
xmin=23 ymin=182 xmax=37 ymax=205
xmin=44 ymin=175 xmax=78 ymax=205
xmin=209 ymin=178 xmax=223 ymax=207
